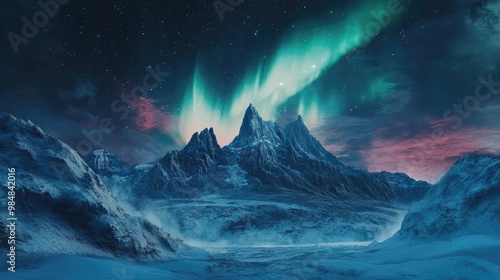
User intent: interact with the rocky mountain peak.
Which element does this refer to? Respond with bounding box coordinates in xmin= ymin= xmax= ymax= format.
xmin=231 ymin=104 xmax=283 ymax=148
xmin=184 ymin=127 xmax=221 ymax=155
xmin=238 ymin=104 xmax=264 ymax=136
xmin=283 ymin=114 xmax=334 ymax=160
xmin=286 ymin=114 xmax=310 ymax=136
xmin=244 ymin=103 xmax=260 ymax=119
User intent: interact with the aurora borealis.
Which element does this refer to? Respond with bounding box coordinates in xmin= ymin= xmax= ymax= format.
xmin=180 ymin=0 xmax=405 ymax=145
xmin=1 ymin=0 xmax=499 ymax=182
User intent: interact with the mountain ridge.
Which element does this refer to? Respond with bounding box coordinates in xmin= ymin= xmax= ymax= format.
xmin=137 ymin=104 xmax=395 ymax=200
xmin=0 ymin=111 xmax=191 ymax=260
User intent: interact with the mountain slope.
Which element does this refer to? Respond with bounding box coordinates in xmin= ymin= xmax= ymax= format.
xmin=0 ymin=112 xmax=189 ymax=260
xmin=396 ymin=154 xmax=500 ymax=240
xmin=373 ymin=171 xmax=431 ymax=203
xmin=226 ymin=105 xmax=395 ymax=199
xmin=83 ymin=149 xmax=154 ymax=201
xmin=136 ymin=128 xmax=233 ymax=197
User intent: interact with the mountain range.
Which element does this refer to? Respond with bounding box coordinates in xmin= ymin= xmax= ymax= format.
xmin=137 ymin=104 xmax=397 ymax=200
xmin=0 ymin=104 xmax=498 ymax=264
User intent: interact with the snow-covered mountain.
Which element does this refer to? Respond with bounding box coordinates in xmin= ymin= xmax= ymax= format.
xmin=83 ymin=149 xmax=154 ymax=201
xmin=396 ymin=153 xmax=500 ymax=240
xmin=136 ymin=127 xmax=231 ymax=197
xmin=0 ymin=112 xmax=190 ymax=260
xmin=373 ymin=171 xmax=431 ymax=203
xmin=138 ymin=104 xmax=396 ymax=200
xmin=83 ymin=149 xmax=130 ymax=176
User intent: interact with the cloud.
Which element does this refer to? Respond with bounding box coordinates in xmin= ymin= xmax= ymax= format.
xmin=129 ymin=97 xmax=173 ymax=133
xmin=310 ymin=110 xmax=421 ymax=168
xmin=312 ymin=106 xmax=500 ymax=183
xmin=362 ymin=127 xmax=500 ymax=183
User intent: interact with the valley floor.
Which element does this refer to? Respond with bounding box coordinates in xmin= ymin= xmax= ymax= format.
xmin=139 ymin=192 xmax=407 ymax=247
xmin=4 ymin=235 xmax=499 ymax=279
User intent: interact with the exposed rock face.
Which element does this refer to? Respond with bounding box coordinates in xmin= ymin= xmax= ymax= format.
xmin=138 ymin=104 xmax=395 ymax=200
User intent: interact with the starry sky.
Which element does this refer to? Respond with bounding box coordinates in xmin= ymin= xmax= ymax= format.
xmin=1 ymin=0 xmax=499 ymax=183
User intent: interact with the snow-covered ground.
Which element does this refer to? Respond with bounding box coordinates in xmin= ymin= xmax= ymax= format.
xmin=137 ymin=192 xmax=407 ymax=247
xmin=4 ymin=235 xmax=498 ymax=279
xmin=202 ymin=235 xmax=500 ymax=279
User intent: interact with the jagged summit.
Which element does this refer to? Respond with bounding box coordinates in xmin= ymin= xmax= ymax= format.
xmin=240 ymin=104 xmax=262 ymax=133
xmin=227 ymin=105 xmax=321 ymax=151
xmin=296 ymin=114 xmax=305 ymax=124
xmin=149 ymin=127 xmax=225 ymax=187
xmin=284 ymin=114 xmax=312 ymax=141
xmin=230 ymin=104 xmax=283 ymax=148
xmin=282 ymin=113 xmax=336 ymax=161
xmin=244 ymin=103 xmax=260 ymax=118
xmin=140 ymin=104 xmax=395 ymax=199
xmin=184 ymin=127 xmax=221 ymax=154
xmin=238 ymin=104 xmax=261 ymax=134
xmin=232 ymin=104 xmax=321 ymax=149
xmin=285 ymin=114 xmax=310 ymax=136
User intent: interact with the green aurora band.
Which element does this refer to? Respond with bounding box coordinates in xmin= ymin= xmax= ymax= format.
xmin=179 ymin=0 xmax=405 ymax=145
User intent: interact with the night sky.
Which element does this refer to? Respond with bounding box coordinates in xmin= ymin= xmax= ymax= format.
xmin=1 ymin=0 xmax=499 ymax=182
